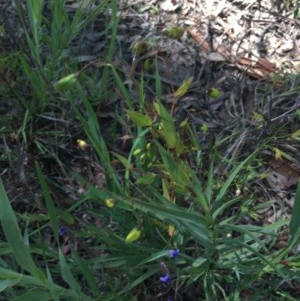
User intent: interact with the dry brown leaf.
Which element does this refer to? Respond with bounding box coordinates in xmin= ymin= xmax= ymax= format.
xmin=235 ymin=57 xmax=282 ymax=84
xmin=206 ymin=52 xmax=226 ymax=62
xmin=264 ymin=154 xmax=300 ymax=189
xmin=187 ymin=28 xmax=209 ymax=53
xmin=255 ymin=58 xmax=277 ymax=73
xmin=268 ymin=157 xmax=300 ymax=179
xmin=236 ymin=58 xmax=253 ymax=66
xmin=188 ymin=28 xmax=231 ymax=62
xmin=159 ymin=0 xmax=182 ymax=11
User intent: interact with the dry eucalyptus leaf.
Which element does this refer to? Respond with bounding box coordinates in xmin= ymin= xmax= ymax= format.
xmin=263 ymin=154 xmax=300 ymax=189
xmin=159 ymin=0 xmax=182 ymax=11
xmin=206 ymin=52 xmax=226 ymax=62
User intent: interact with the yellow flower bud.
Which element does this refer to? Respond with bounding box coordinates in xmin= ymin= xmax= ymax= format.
xmin=140 ymin=153 xmax=146 ymax=164
xmin=125 ymin=227 xmax=141 ymax=243
xmin=76 ymin=139 xmax=89 ymax=150
xmin=133 ymin=148 xmax=142 ymax=156
xmin=105 ymin=198 xmax=115 ymax=208
xmin=168 ymin=224 xmax=175 ymax=238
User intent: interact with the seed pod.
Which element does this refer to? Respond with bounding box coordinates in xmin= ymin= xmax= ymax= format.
xmin=125 ymin=227 xmax=141 ymax=243
xmin=54 ymin=73 xmax=78 ymax=91
xmin=208 ymin=87 xmax=221 ymax=99
xmin=163 ymin=26 xmax=184 ymax=39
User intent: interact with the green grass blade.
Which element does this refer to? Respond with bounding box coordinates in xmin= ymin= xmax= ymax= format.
xmin=59 ymin=249 xmax=81 ymax=293
xmin=154 ymin=101 xmax=185 ymax=153
xmin=111 ymin=66 xmax=134 ymax=109
xmin=156 ymin=142 xmax=190 ymax=188
xmin=71 ymin=248 xmax=100 ymax=297
xmin=108 ymin=189 xmax=213 ymax=249
xmin=0 ymin=178 xmax=45 ymax=280
xmin=115 ymin=267 xmax=160 ymax=298
xmin=71 ymin=88 xmax=123 ymax=193
xmin=213 ymin=152 xmax=256 ymax=217
xmin=0 ymin=266 xmax=87 ymax=300
xmin=190 ymin=170 xmax=210 ymax=214
xmin=26 ymin=0 xmax=43 ymax=50
xmin=0 ymin=276 xmax=22 ymax=292
xmin=35 ymin=161 xmax=59 ymax=244
xmin=155 ymin=59 xmax=162 ymax=99
xmin=11 ymin=289 xmax=55 ymax=301
xmin=289 ymin=180 xmax=300 ymax=237
xmin=0 ymin=267 xmax=44 ymax=287
xmin=205 ymin=159 xmax=214 ymax=203
xmin=100 ymin=0 xmax=119 ymax=100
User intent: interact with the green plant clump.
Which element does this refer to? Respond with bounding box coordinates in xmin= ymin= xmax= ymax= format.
xmin=1 ymin=1 xmax=300 ymax=301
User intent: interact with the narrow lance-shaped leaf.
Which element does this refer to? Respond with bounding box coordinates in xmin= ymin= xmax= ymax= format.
xmin=174 ymin=77 xmax=193 ymax=98
xmin=126 ymin=110 xmax=152 ymax=127
xmin=59 ymin=248 xmax=81 ymax=293
xmin=0 ymin=178 xmax=45 ymax=280
xmin=290 ymin=181 xmax=300 ymax=237
xmin=35 ymin=161 xmax=59 ymax=244
xmin=154 ymin=101 xmax=185 ymax=153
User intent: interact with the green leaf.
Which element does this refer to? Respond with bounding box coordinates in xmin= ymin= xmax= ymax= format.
xmin=164 ymin=26 xmax=184 ymax=39
xmin=117 ymin=268 xmax=159 ymax=296
xmin=59 ymin=249 xmax=81 ymax=293
xmin=0 ymin=276 xmax=22 ymax=292
xmin=192 ymin=257 xmax=208 ymax=268
xmin=156 ymin=143 xmax=190 ymax=188
xmin=205 ymin=159 xmax=214 ymax=203
xmin=112 ymin=152 xmax=132 ymax=170
xmin=0 ymin=266 xmax=87 ymax=300
xmin=290 ymin=181 xmax=300 ymax=237
xmin=155 ymin=60 xmax=162 ymax=99
xmin=53 ymin=73 xmax=78 ymax=91
xmin=126 ymin=110 xmax=152 ymax=127
xmin=70 ymin=89 xmax=123 ymax=193
xmin=208 ymin=87 xmax=221 ymax=99
xmin=174 ymin=77 xmax=193 ymax=98
xmin=11 ymin=289 xmax=55 ymax=301
xmin=189 ymin=170 xmax=210 ymax=214
xmin=153 ymin=101 xmax=185 ymax=153
xmin=0 ymin=179 xmax=45 ymax=280
xmin=111 ymin=66 xmax=134 ymax=110
xmin=136 ymin=173 xmax=156 ymax=185
xmin=55 ymin=208 xmax=74 ymax=224
xmin=212 ymin=152 xmax=256 ymax=219
xmin=71 ymin=248 xmax=100 ymax=297
xmin=137 ymin=195 xmax=212 ymax=249
xmin=35 ymin=162 xmax=59 ymax=244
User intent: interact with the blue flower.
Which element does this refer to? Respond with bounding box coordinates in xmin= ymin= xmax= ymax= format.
xmin=169 ymin=249 xmax=180 ymax=258
xmin=160 ymin=274 xmax=171 ymax=284
xmin=59 ymin=226 xmax=67 ymax=236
